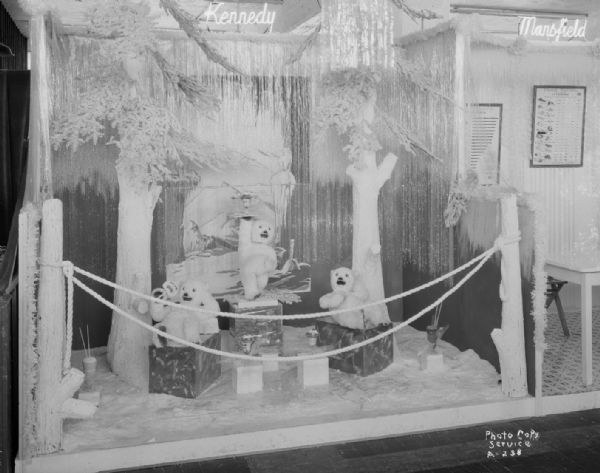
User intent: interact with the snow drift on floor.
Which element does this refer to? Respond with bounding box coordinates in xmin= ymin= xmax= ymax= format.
xmin=63 ymin=326 xmax=504 ymax=452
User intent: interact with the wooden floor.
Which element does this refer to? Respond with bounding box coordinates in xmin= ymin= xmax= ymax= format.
xmin=102 ymin=408 xmax=600 ymax=473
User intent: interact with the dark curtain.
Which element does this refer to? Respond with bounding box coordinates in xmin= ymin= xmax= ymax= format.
xmin=0 ymin=71 xmax=30 ymax=246
xmin=0 ymin=70 xmax=29 ymax=473
xmin=0 ymin=2 xmax=28 ymax=71
xmin=404 ymin=203 xmax=538 ymax=396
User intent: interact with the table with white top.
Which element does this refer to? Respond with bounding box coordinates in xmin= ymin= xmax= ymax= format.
xmin=545 ymin=259 xmax=600 ymax=386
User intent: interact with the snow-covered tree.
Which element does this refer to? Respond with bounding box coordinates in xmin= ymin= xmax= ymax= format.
xmin=52 ymin=0 xmax=239 ymax=389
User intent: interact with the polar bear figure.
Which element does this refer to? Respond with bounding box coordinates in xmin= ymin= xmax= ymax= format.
xmin=319 ymin=267 xmax=370 ymax=329
xmin=238 ymin=217 xmax=278 ymax=300
xmin=148 ymin=280 xmax=181 ymax=323
xmin=152 ymin=279 xmax=220 ymax=347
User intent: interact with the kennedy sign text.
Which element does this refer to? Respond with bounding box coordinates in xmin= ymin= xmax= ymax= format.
xmin=199 ymin=2 xmax=276 ymax=32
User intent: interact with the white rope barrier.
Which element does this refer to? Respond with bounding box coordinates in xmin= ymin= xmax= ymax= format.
xmin=69 ymin=247 xmax=495 ymax=362
xmin=63 ymin=261 xmax=75 ymax=374
xmin=64 ymin=244 xmax=500 ymax=321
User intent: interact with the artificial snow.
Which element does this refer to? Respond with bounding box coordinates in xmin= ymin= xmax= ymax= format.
xmin=63 ymin=325 xmax=504 ymax=453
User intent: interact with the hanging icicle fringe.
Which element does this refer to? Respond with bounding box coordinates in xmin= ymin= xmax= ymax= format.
xmin=526 ymin=194 xmax=548 ymax=350
xmin=457 ymin=189 xmax=538 ymax=278
xmin=159 ymin=0 xmax=245 ymax=76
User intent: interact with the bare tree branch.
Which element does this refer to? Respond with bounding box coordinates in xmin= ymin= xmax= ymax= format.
xmin=159 ymin=0 xmax=245 ymax=75
xmin=388 ymin=0 xmax=443 ymax=23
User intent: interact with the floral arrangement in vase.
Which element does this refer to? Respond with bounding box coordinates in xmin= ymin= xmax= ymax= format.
xmin=426 ymin=304 xmax=448 ymax=351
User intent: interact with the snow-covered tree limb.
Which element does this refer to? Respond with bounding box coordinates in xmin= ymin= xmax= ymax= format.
xmin=388 ymin=0 xmax=443 ymax=22
xmin=159 ymin=0 xmax=245 ymax=75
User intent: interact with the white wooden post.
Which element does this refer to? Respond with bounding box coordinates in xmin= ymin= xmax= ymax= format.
xmin=491 ymin=195 xmax=528 ymax=397
xmin=36 ymin=199 xmax=96 ymax=454
xmin=18 ymin=204 xmax=41 ymax=458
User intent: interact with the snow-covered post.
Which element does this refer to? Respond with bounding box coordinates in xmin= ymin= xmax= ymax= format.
xmin=36 ymin=199 xmax=96 ymax=454
xmin=18 ymin=204 xmax=41 ymax=457
xmin=347 ymin=92 xmax=398 ymax=325
xmin=491 ymin=195 xmax=528 ymax=397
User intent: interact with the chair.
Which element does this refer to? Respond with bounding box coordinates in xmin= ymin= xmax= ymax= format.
xmin=545 ymin=277 xmax=569 ymax=336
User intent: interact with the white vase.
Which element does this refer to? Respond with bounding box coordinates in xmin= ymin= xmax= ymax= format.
xmin=82 ymin=356 xmax=97 ymax=376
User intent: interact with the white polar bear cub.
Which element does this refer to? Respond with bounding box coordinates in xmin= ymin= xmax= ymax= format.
xmin=152 ymin=279 xmax=220 ymax=348
xmin=319 ymin=267 xmax=370 ymax=330
xmin=238 ymin=217 xmax=278 ymax=300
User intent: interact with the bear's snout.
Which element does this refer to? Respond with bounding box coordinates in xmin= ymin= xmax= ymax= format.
xmin=336 ymin=277 xmax=346 ymax=286
xmin=182 ymin=293 xmax=192 ymax=302
xmin=260 ymin=230 xmax=269 ymax=239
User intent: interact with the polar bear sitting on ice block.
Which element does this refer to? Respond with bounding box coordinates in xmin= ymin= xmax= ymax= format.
xmin=319 ymin=267 xmax=370 ymax=330
xmin=238 ymin=217 xmax=278 ymax=300
xmin=152 ymin=279 xmax=220 ymax=347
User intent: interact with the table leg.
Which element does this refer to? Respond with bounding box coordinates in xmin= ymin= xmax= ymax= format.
xmin=581 ymin=277 xmax=593 ymax=386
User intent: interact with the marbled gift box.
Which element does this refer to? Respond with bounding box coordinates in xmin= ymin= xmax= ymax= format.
xmin=315 ymin=320 xmax=393 ymax=376
xmin=149 ymin=332 xmax=221 ymax=399
xmin=230 ymin=300 xmax=283 ymax=350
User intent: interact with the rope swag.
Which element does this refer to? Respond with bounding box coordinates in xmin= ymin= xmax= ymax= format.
xmin=47 ymin=245 xmax=497 ymax=320
xmin=53 ymin=245 xmax=496 ymax=362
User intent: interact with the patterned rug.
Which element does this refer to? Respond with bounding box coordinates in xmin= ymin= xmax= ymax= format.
xmin=543 ymin=306 xmax=600 ymax=396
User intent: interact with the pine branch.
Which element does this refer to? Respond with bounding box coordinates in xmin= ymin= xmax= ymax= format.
xmin=149 ymin=48 xmax=220 ymax=111
xmin=159 ymin=0 xmax=245 ymax=75
xmin=376 ymin=109 xmax=444 ymax=164
xmin=395 ymin=56 xmax=459 ymax=109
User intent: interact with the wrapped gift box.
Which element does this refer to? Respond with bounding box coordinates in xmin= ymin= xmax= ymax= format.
xmin=149 ymin=332 xmax=221 ymax=398
xmin=315 ymin=320 xmax=393 ymax=376
xmin=230 ymin=299 xmax=283 ymax=350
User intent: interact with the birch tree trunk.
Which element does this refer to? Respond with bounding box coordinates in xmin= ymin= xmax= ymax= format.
xmin=347 ymin=150 xmax=398 ymax=326
xmin=491 ymin=195 xmax=528 ymax=397
xmin=106 ymin=171 xmax=161 ymax=390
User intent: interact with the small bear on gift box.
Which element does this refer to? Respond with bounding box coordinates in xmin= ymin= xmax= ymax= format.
xmin=319 ymin=267 xmax=370 ymax=330
xmin=152 ymin=279 xmax=220 ymax=347
xmin=238 ymin=217 xmax=278 ymax=300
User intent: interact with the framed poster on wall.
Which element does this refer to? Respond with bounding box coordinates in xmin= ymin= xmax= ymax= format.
xmin=531 ymin=86 xmax=586 ymax=167
xmin=468 ymin=103 xmax=502 ymax=185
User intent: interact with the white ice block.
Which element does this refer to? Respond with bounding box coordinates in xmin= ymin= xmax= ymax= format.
xmin=259 ymin=349 xmax=280 ymax=373
xmin=77 ymin=390 xmax=101 ymax=407
xmin=298 ymin=356 xmax=329 ymax=387
xmin=233 ymin=361 xmax=263 ymax=394
xmin=419 ymin=351 xmax=445 ymax=373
